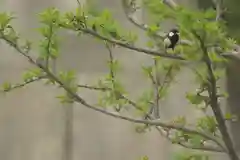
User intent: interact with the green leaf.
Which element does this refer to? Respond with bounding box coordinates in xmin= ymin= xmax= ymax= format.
xmin=86 ymin=0 xmax=101 ymax=17
xmin=101 ymin=9 xmax=112 ymax=21
xmin=56 ymin=93 xmax=74 ymax=104
xmin=172 ymin=151 xmax=209 ymax=160
xmin=125 ymin=31 xmax=138 ymax=44
xmin=0 ymin=12 xmax=15 ymax=29
xmin=44 ymin=78 xmax=56 ymax=85
xmin=2 ymin=82 xmax=11 ymax=91
xmin=197 ymin=116 xmax=217 ymax=133
xmin=23 ymin=71 xmax=36 ymax=82
xmin=136 ymin=89 xmax=154 ymax=114
xmin=189 ymin=134 xmax=204 ymax=147
xmin=208 ymin=52 xmax=224 ymax=63
xmin=158 ymin=86 xmax=168 ymax=98
xmin=186 ymin=92 xmax=205 ymax=105
xmin=225 ymin=113 xmax=238 ymax=122
xmin=225 ymin=112 xmax=232 ymax=120
xmin=39 ymin=7 xmax=60 ymax=24
xmin=141 ymin=65 xmax=153 ymax=78
xmin=204 ymin=9 xmax=216 ymax=19
xmin=107 ymin=59 xmax=120 ymax=72
xmin=147 ymin=24 xmax=159 ymax=37
xmin=146 ymin=40 xmax=155 ymax=48
xmin=140 ymin=155 xmax=149 ymax=160
xmin=171 ymin=116 xmax=186 ymax=127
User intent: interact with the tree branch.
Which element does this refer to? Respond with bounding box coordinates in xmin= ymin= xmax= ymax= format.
xmin=153 ymin=59 xmax=161 ymax=118
xmin=77 ymin=83 xmax=225 ymax=152
xmin=192 ymin=31 xmax=239 ymax=160
xmin=212 ymin=0 xmax=225 ymax=21
xmin=1 ymin=75 xmax=46 ymax=92
xmin=162 ymin=0 xmax=178 ymax=9
xmin=45 ymin=23 xmax=53 ymax=68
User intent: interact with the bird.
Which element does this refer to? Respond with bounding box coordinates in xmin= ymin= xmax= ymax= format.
xmin=163 ymin=28 xmax=180 ymax=51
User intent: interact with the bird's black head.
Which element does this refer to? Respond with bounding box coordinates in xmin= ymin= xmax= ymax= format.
xmin=169 ymin=28 xmax=179 ymax=34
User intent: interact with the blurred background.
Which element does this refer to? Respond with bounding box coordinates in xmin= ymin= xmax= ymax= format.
xmin=0 ymin=0 xmax=239 ymax=160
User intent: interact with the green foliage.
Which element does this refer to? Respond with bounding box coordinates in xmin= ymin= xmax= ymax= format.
xmin=135 ymin=89 xmax=154 ymax=114
xmin=197 ymin=116 xmax=217 ymax=134
xmin=0 ymin=0 xmax=239 ymax=159
xmin=225 ymin=113 xmax=238 ymax=122
xmin=140 ymin=155 xmax=149 ymax=160
xmin=1 ymin=82 xmax=11 ymax=91
xmin=23 ymin=68 xmax=43 ymax=82
xmin=186 ymin=92 xmax=206 ymax=105
xmin=0 ymin=12 xmax=14 ymax=29
xmin=172 ymin=151 xmax=209 ymax=160
xmin=56 ymin=70 xmax=78 ymax=104
xmin=38 ymin=8 xmax=60 ymax=61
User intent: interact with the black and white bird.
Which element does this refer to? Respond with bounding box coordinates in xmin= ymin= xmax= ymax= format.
xmin=163 ymin=28 xmax=180 ymax=51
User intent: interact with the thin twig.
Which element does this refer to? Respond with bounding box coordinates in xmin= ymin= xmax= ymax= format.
xmin=78 ymin=84 xmax=144 ymax=112
xmin=153 ymin=59 xmax=160 ymax=118
xmin=212 ymin=0 xmax=224 ymax=21
xmin=157 ymin=126 xmax=224 ymax=152
xmin=162 ymin=0 xmax=178 ymax=9
xmin=105 ymin=42 xmax=122 ymax=111
xmin=45 ymin=23 xmax=53 ymax=68
xmin=1 ymin=75 xmax=46 ymax=92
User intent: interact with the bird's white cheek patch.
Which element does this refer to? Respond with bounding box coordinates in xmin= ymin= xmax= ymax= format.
xmin=169 ymin=32 xmax=174 ymax=37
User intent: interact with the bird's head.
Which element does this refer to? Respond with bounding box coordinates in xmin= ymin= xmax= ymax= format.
xmin=170 ymin=28 xmax=179 ymax=35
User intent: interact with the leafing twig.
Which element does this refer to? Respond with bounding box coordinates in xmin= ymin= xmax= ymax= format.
xmin=1 ymin=75 xmax=46 ymax=92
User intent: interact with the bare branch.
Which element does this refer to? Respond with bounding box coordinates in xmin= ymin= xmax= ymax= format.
xmin=121 ymin=0 xmax=157 ymax=32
